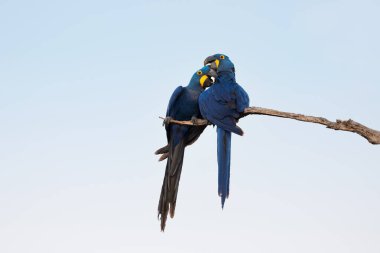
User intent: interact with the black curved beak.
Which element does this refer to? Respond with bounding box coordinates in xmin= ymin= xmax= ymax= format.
xmin=204 ymin=55 xmax=218 ymax=66
xmin=204 ymin=68 xmax=218 ymax=87
xmin=208 ymin=68 xmax=217 ymax=78
xmin=204 ymin=55 xmax=219 ymax=72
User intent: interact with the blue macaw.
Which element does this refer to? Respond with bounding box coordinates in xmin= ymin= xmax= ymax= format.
xmin=199 ymin=54 xmax=250 ymax=208
xmin=157 ymin=65 xmax=217 ymax=231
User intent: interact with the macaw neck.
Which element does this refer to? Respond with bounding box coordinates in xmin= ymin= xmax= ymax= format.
xmin=187 ymin=82 xmax=204 ymax=91
xmin=217 ymin=71 xmax=236 ymax=83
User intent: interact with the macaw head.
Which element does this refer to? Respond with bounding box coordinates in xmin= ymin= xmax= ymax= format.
xmin=203 ymin=54 xmax=235 ymax=73
xmin=189 ymin=65 xmax=218 ymax=89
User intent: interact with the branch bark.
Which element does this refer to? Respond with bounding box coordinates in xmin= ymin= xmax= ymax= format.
xmin=159 ymin=106 xmax=380 ymax=145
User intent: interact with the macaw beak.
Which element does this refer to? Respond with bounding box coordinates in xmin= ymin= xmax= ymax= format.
xmin=204 ymin=55 xmax=217 ymax=65
xmin=208 ymin=68 xmax=218 ymax=78
xmin=200 ymin=69 xmax=218 ymax=88
xmin=204 ymin=68 xmax=218 ymax=87
xmin=204 ymin=55 xmax=219 ymax=71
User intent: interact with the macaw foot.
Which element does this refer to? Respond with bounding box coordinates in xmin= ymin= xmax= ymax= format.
xmin=191 ymin=116 xmax=206 ymax=125
xmin=162 ymin=116 xmax=172 ymax=126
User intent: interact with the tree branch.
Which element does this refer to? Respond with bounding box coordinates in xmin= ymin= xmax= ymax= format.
xmin=159 ymin=106 xmax=380 ymax=145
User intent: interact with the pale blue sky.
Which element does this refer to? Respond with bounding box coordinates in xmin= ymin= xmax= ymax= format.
xmin=0 ymin=0 xmax=379 ymax=252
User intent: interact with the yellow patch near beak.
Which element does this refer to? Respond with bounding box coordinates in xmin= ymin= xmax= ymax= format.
xmin=200 ymin=75 xmax=208 ymax=87
xmin=215 ymin=59 xmax=220 ymax=68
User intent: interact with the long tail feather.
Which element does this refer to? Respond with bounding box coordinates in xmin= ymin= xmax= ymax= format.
xmin=157 ymin=140 xmax=185 ymax=231
xmin=217 ymin=127 xmax=231 ymax=208
xmin=158 ymin=153 xmax=169 ymax=161
xmin=155 ymin=144 xmax=169 ymax=155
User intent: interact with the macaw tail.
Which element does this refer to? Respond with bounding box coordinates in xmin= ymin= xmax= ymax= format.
xmin=157 ymin=140 xmax=185 ymax=231
xmin=217 ymin=127 xmax=231 ymax=208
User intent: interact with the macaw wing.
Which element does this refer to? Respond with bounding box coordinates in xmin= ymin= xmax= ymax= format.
xmin=166 ymin=86 xmax=184 ymax=117
xmin=155 ymin=125 xmax=206 ymax=162
xmin=165 ymin=86 xmax=184 ymax=141
xmin=199 ymin=88 xmax=243 ymax=135
xmin=185 ymin=125 xmax=207 ymax=146
xmin=235 ymin=83 xmax=250 ymax=113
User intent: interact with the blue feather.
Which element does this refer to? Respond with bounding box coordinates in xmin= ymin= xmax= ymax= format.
xmin=158 ymin=65 xmax=214 ymax=231
xmin=217 ymin=127 xmax=231 ymax=208
xmin=199 ymin=54 xmax=250 ymax=207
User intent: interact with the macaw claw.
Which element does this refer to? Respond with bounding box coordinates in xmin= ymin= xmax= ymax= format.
xmin=163 ymin=116 xmax=173 ymax=126
xmin=191 ymin=116 xmax=203 ymax=125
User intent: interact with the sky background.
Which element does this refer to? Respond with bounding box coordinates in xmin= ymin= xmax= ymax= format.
xmin=0 ymin=0 xmax=379 ymax=252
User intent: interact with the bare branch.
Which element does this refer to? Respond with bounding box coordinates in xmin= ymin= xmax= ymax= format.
xmin=159 ymin=106 xmax=380 ymax=145
xmin=158 ymin=116 xmax=209 ymax=126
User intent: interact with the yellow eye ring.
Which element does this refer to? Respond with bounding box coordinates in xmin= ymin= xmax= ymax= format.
xmin=220 ymin=55 xmax=225 ymax=59
xmin=197 ymin=70 xmax=202 ymax=75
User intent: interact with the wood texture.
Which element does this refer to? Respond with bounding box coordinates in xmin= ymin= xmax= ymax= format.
xmin=160 ymin=106 xmax=380 ymax=145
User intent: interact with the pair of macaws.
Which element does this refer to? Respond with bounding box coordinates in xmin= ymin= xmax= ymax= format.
xmin=155 ymin=54 xmax=250 ymax=231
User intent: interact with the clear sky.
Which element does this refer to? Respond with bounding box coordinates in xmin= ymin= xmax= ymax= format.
xmin=0 ymin=0 xmax=379 ymax=252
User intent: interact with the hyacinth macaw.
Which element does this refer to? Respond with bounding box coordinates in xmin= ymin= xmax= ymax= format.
xmin=156 ymin=65 xmax=217 ymax=231
xmin=199 ymin=54 xmax=250 ymax=208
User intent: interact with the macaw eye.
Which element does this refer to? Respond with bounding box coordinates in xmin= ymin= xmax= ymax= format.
xmin=220 ymin=55 xmax=225 ymax=59
xmin=197 ymin=70 xmax=202 ymax=75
